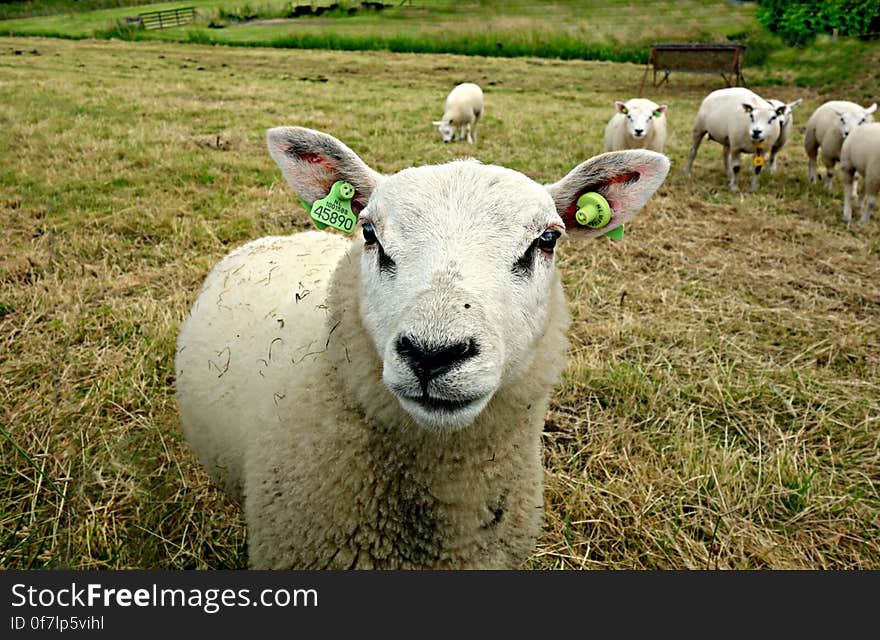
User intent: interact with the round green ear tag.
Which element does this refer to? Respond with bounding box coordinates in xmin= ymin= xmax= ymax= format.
xmin=308 ymin=181 xmax=357 ymax=234
xmin=575 ymin=192 xmax=612 ymax=229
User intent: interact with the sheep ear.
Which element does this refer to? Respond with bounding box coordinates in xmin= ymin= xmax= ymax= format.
xmin=615 ymin=101 xmax=627 ymax=113
xmin=742 ymin=103 xmax=754 ymax=114
xmin=546 ymin=150 xmax=670 ymax=239
xmin=866 ymin=103 xmax=878 ymax=115
xmin=432 ymin=120 xmax=444 ymax=126
xmin=267 ymin=126 xmax=383 ymax=213
xmin=788 ymin=98 xmax=803 ymax=110
xmin=655 ymin=104 xmax=668 ymax=114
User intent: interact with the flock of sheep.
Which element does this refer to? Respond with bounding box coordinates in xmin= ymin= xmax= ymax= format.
xmin=174 ymin=76 xmax=875 ymax=570
xmin=433 ymin=82 xmax=879 ymax=224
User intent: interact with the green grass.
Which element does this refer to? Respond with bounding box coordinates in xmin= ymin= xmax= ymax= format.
xmin=1 ymin=35 xmax=878 ymax=569
xmin=0 ymin=0 xmax=762 ymax=64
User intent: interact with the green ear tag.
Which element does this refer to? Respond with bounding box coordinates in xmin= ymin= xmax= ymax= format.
xmin=575 ymin=192 xmax=612 ymax=229
xmin=604 ymin=225 xmax=624 ymax=241
xmin=307 ymin=181 xmax=357 ymax=234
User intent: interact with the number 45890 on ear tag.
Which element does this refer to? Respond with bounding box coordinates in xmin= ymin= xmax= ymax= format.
xmin=310 ymin=181 xmax=357 ymax=234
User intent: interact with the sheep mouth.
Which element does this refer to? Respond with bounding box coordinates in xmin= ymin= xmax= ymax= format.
xmin=400 ymin=393 xmax=483 ymax=413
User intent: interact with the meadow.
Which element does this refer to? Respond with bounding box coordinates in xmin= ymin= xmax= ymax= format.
xmin=0 ymin=32 xmax=878 ymax=569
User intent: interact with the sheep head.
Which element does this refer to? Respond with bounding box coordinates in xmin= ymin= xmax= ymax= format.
xmin=832 ymin=103 xmax=877 ymax=140
xmin=267 ymin=126 xmax=669 ymax=431
xmin=616 ymin=99 xmax=666 ymax=140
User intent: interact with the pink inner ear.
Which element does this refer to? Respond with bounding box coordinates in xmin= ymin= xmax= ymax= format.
xmin=293 ymin=150 xmax=368 ymax=214
xmin=562 ymin=171 xmax=640 ymax=228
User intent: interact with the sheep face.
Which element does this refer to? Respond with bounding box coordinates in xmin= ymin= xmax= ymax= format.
xmin=359 ymin=163 xmax=565 ymax=430
xmin=267 ymin=126 xmax=670 ymax=432
xmin=616 ymin=101 xmax=665 ymax=140
xmin=833 ymin=103 xmax=877 ymax=140
xmin=741 ymin=102 xmax=785 ymax=143
xmin=433 ymin=120 xmax=457 ymax=143
xmin=769 ymin=98 xmax=802 ymax=129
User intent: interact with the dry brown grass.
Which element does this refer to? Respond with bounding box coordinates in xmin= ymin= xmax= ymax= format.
xmin=1 ymin=36 xmax=877 ymax=569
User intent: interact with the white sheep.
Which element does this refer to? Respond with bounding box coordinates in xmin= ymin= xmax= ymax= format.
xmin=840 ymin=122 xmax=880 ymax=225
xmin=433 ymin=82 xmax=484 ymax=144
xmin=804 ymin=100 xmax=877 ymax=189
xmin=766 ymin=97 xmax=803 ymax=172
xmin=175 ymin=125 xmax=669 ymax=569
xmin=684 ymin=86 xmax=786 ymax=192
xmin=604 ymin=98 xmax=668 ymax=153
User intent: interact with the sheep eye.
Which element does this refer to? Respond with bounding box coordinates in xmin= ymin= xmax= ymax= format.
xmin=537 ymin=229 xmax=560 ymax=253
xmin=362 ymin=222 xmax=378 ymax=246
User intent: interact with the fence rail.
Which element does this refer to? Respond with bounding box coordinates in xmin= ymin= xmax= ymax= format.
xmin=128 ymin=7 xmax=196 ymax=30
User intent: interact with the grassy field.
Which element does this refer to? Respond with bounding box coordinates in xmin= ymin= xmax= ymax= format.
xmin=1 ymin=34 xmax=878 ymax=570
xmin=0 ymin=0 xmax=763 ymax=63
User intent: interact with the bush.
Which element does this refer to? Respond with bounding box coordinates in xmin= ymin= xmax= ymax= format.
xmin=758 ymin=0 xmax=880 ymax=46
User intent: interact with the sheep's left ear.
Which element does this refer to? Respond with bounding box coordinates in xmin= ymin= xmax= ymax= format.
xmin=788 ymin=98 xmax=803 ymax=111
xmin=546 ymin=150 xmax=670 ymax=239
xmin=866 ymin=103 xmax=878 ymax=115
xmin=267 ymin=126 xmax=383 ymax=214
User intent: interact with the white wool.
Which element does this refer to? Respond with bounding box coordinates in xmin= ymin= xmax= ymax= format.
xmin=804 ymin=100 xmax=877 ymax=190
xmin=840 ymin=122 xmax=880 ymax=225
xmin=684 ymin=86 xmax=785 ymax=192
xmin=433 ymin=82 xmax=484 ymax=144
xmin=175 ymin=126 xmax=669 ymax=569
xmin=604 ymin=97 xmax=668 ymax=153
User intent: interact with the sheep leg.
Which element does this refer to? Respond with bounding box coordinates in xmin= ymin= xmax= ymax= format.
xmin=821 ymin=152 xmax=836 ymax=191
xmin=842 ymin=168 xmax=855 ymax=223
xmin=769 ymin=148 xmax=778 ymax=173
xmin=751 ymin=155 xmax=762 ymax=192
xmin=684 ymin=130 xmax=705 ymax=177
xmin=859 ymin=177 xmax=877 ymax=225
xmin=728 ymin=148 xmax=741 ymax=192
xmin=804 ymin=126 xmax=818 ymax=184
xmin=466 ymin=122 xmax=474 ymax=144
xmin=470 ymin=113 xmax=480 ymax=144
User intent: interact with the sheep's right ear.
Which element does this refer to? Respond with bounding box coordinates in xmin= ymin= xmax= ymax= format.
xmin=546 ymin=150 xmax=670 ymax=239
xmin=267 ymin=126 xmax=383 ymax=213
xmin=432 ymin=120 xmax=444 ymax=126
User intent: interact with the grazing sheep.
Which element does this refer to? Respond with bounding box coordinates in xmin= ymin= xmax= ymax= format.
xmin=840 ymin=122 xmax=880 ymax=225
xmin=604 ymin=98 xmax=668 ymax=153
xmin=766 ymin=98 xmax=803 ymax=172
xmin=684 ymin=86 xmax=785 ymax=192
xmin=804 ymin=100 xmax=877 ymax=189
xmin=433 ymin=82 xmax=484 ymax=144
xmin=175 ymin=126 xmax=669 ymax=569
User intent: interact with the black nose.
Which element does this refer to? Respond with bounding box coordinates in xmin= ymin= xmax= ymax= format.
xmin=634 ymin=128 xmax=644 ymax=136
xmin=396 ymin=335 xmax=479 ymax=386
xmin=751 ymin=128 xmax=763 ymax=139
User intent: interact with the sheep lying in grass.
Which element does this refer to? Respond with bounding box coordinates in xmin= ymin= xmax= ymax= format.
xmin=433 ymin=82 xmax=484 ymax=144
xmin=766 ymin=97 xmax=802 ymax=173
xmin=840 ymin=122 xmax=880 ymax=225
xmin=684 ymin=87 xmax=785 ymax=192
xmin=604 ymin=98 xmax=668 ymax=153
xmin=804 ymin=100 xmax=877 ymax=190
xmin=175 ymin=126 xmax=669 ymax=569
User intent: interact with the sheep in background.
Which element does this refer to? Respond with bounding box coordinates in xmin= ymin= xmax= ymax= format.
xmin=604 ymin=98 xmax=668 ymax=153
xmin=766 ymin=97 xmax=803 ymax=172
xmin=840 ymin=122 xmax=880 ymax=225
xmin=804 ymin=100 xmax=877 ymax=189
xmin=684 ymin=86 xmax=785 ymax=192
xmin=175 ymin=125 xmax=669 ymax=569
xmin=433 ymin=82 xmax=483 ymax=144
